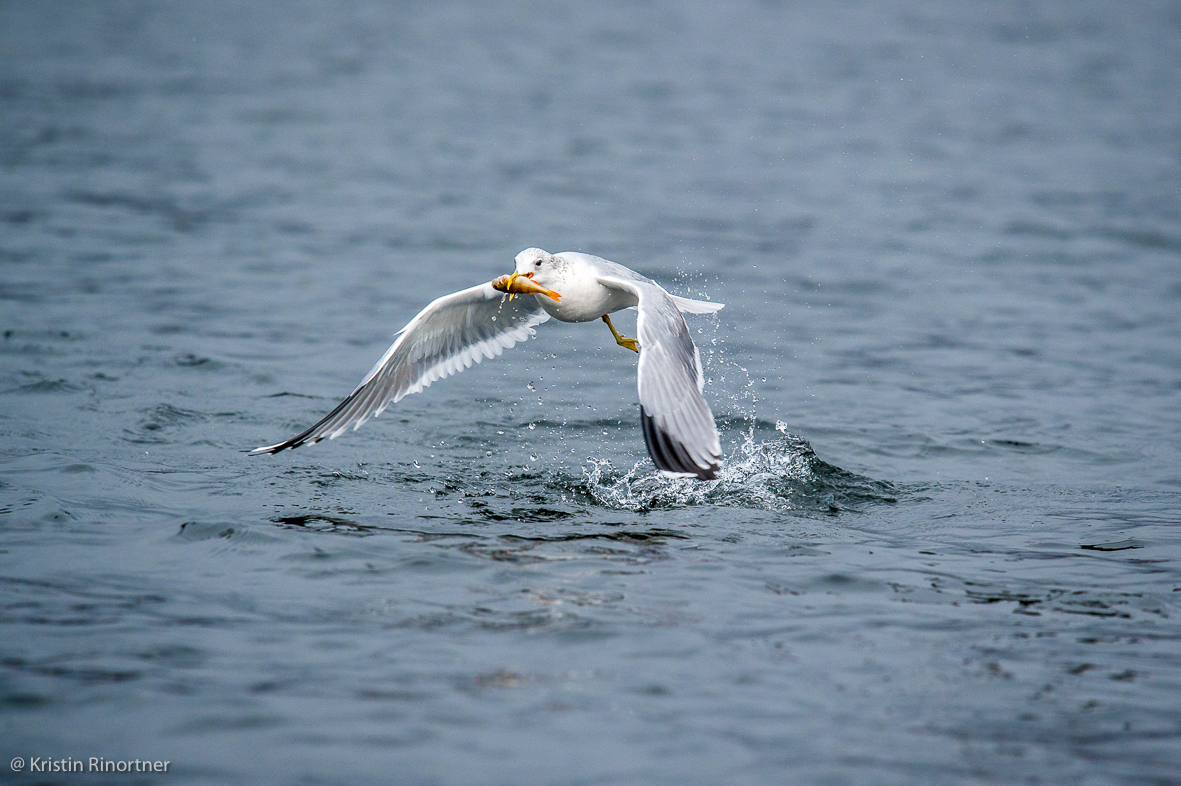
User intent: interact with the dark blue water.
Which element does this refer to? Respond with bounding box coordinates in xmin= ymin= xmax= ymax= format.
xmin=2 ymin=2 xmax=1180 ymax=783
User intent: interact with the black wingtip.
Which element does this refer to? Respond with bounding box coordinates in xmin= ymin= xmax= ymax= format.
xmin=244 ymin=436 xmax=314 ymax=456
xmin=242 ymin=443 xmax=293 ymax=456
xmin=245 ymin=387 xmax=363 ymax=457
xmin=640 ymin=406 xmax=719 ymax=481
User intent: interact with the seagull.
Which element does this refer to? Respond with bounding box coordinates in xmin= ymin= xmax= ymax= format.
xmin=248 ymin=248 xmax=725 ymax=479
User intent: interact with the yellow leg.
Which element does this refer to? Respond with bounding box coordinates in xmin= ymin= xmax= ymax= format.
xmin=602 ymin=314 xmax=639 ymax=353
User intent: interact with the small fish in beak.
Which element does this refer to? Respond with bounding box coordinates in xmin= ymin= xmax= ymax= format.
xmin=492 ymin=271 xmax=561 ymax=302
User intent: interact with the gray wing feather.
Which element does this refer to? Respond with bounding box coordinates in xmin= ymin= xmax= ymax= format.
xmin=598 ymin=276 xmax=722 ymax=479
xmin=248 ymin=283 xmax=549 ymax=454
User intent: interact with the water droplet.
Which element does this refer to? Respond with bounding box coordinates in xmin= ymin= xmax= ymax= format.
xmin=528 ymin=423 xmax=536 ymax=430
xmin=530 ymin=455 xmax=537 ymax=461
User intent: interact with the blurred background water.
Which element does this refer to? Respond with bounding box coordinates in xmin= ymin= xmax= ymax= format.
xmin=1 ymin=1 xmax=1180 ymax=784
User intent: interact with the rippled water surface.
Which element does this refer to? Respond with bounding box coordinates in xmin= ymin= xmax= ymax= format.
xmin=2 ymin=2 xmax=1180 ymax=784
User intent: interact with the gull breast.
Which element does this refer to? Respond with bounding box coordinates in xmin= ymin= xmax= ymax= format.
xmin=543 ymin=274 xmax=637 ymax=323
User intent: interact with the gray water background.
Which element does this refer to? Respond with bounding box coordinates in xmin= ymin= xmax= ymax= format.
xmin=2 ymin=2 xmax=1180 ymax=784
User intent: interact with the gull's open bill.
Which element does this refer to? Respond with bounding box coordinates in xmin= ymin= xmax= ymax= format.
xmin=248 ymin=248 xmax=724 ymax=479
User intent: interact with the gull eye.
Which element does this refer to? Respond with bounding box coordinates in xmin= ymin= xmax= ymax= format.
xmin=534 ymin=259 xmax=542 ymax=267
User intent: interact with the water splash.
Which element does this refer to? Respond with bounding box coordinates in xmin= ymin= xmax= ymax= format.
xmin=578 ymin=422 xmax=895 ymax=513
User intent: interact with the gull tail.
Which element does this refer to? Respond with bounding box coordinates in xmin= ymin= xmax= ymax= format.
xmin=669 ymin=295 xmax=724 ymax=315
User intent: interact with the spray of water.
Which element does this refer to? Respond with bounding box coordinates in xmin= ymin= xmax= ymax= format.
xmin=579 ymin=421 xmax=894 ymax=513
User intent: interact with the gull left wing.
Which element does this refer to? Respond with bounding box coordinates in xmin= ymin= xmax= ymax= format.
xmin=248 ymin=283 xmax=548 ymax=454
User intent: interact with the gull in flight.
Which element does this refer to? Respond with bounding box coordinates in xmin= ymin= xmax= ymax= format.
xmin=249 ymin=248 xmax=724 ymax=479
